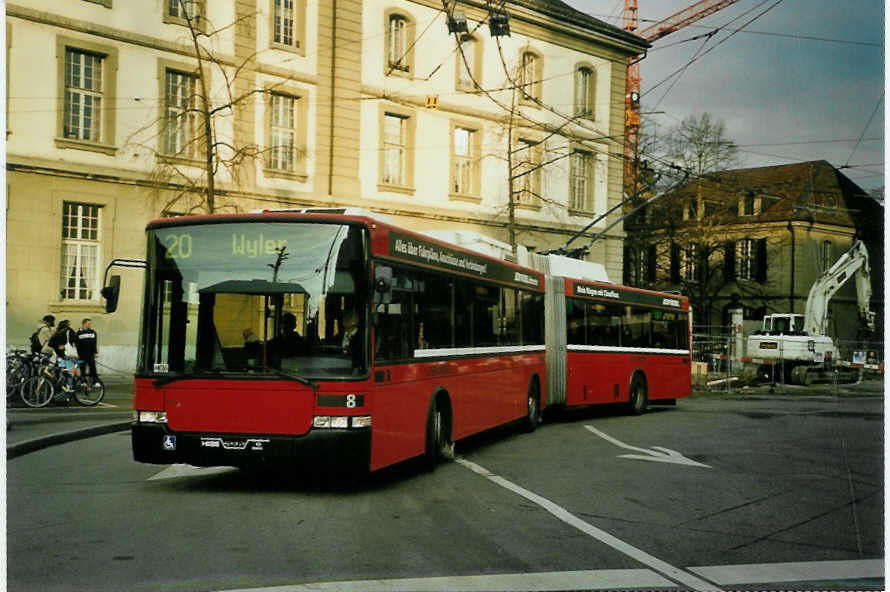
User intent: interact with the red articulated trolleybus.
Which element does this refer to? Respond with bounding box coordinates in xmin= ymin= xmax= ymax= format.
xmin=534 ymin=255 xmax=692 ymax=415
xmin=130 ymin=210 xmax=547 ymax=473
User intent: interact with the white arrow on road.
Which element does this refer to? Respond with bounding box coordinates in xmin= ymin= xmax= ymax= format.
xmin=584 ymin=425 xmax=711 ymax=468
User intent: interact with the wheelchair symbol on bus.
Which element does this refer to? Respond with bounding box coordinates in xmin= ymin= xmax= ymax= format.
xmin=162 ymin=435 xmax=177 ymax=451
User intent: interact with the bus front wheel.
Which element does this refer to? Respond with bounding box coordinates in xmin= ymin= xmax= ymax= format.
xmin=423 ymin=395 xmax=453 ymax=472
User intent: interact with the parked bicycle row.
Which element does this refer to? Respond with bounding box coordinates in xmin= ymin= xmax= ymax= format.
xmin=6 ymin=350 xmax=105 ymax=408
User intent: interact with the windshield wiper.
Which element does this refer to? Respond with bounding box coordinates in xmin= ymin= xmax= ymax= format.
xmin=152 ymin=369 xmax=221 ymax=387
xmin=268 ymin=369 xmax=319 ymax=390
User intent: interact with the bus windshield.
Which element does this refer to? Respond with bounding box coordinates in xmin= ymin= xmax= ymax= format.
xmin=139 ymin=221 xmax=368 ymax=380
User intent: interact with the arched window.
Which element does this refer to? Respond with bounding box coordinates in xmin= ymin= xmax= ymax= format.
xmin=455 ymin=34 xmax=479 ymax=91
xmin=385 ymin=12 xmax=415 ymax=76
xmin=518 ymin=49 xmax=541 ymax=103
xmin=574 ymin=65 xmax=595 ymax=118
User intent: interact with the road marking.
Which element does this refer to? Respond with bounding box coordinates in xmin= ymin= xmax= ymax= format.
xmin=222 ymin=569 xmax=674 ymax=591
xmin=689 ymin=559 xmax=884 ymax=585
xmin=455 ymin=458 xmax=723 ymax=592
xmin=148 ymin=464 xmax=236 ymax=481
xmin=584 ymin=425 xmax=711 ymax=468
xmin=216 ymin=560 xmax=885 ymax=592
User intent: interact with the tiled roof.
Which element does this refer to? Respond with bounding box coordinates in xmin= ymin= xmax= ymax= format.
xmin=647 ymin=160 xmax=882 ymax=230
xmin=509 ymin=0 xmax=649 ymax=47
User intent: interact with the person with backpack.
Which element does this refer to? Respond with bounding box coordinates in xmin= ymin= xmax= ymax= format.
xmin=75 ymin=318 xmax=100 ymax=385
xmin=48 ymin=319 xmax=77 ymax=359
xmin=31 ymin=315 xmax=55 ymax=355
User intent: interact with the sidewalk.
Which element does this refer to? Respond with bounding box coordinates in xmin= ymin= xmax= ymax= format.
xmin=6 ymin=377 xmax=134 ymax=459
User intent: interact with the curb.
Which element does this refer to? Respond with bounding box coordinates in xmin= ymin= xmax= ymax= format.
xmin=7 ymin=422 xmax=131 ymax=459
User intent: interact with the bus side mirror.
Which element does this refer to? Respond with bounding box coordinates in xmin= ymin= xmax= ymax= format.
xmin=374 ymin=266 xmax=392 ymax=304
xmin=102 ymin=275 xmax=121 ymax=313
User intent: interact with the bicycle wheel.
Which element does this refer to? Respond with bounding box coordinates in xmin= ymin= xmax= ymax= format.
xmin=20 ymin=375 xmax=54 ymax=408
xmin=7 ymin=364 xmax=27 ymax=402
xmin=73 ymin=378 xmax=104 ymax=406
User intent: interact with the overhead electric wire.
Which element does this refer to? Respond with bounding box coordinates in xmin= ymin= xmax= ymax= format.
xmin=643 ymin=0 xmax=785 ymax=99
xmin=843 ymin=92 xmax=884 ymax=168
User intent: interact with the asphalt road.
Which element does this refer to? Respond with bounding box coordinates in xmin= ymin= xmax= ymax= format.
xmin=6 ymin=391 xmax=883 ymax=592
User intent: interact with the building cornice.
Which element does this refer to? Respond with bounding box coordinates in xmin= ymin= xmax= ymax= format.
xmin=407 ymin=0 xmax=646 ymax=57
xmin=7 ymin=158 xmax=623 ymax=240
xmin=7 ymin=4 xmax=224 ymax=63
xmin=7 ymin=2 xmax=319 ymax=88
xmin=361 ymin=85 xmax=619 ymax=147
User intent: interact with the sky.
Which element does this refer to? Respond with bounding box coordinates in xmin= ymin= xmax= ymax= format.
xmin=563 ymin=0 xmax=885 ymax=193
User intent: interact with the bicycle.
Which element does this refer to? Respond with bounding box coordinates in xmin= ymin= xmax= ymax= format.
xmin=7 ymin=350 xmax=52 ymax=406
xmin=19 ymin=357 xmax=105 ymax=408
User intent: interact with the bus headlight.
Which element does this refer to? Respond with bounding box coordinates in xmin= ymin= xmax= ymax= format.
xmin=313 ymin=415 xmax=371 ymax=429
xmin=351 ymin=416 xmax=372 ymax=428
xmin=136 ymin=411 xmax=167 ymax=424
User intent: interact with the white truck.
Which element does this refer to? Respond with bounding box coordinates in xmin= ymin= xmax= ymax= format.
xmin=746 ymin=240 xmax=875 ymax=385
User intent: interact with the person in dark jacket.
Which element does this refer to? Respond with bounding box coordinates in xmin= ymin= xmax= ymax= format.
xmin=48 ymin=320 xmax=76 ymax=359
xmin=75 ymin=318 xmax=100 ymax=385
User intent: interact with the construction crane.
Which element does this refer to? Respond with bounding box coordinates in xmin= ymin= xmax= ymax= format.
xmin=623 ymin=0 xmax=741 ymax=193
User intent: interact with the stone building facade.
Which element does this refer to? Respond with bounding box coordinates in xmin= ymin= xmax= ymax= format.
xmin=6 ymin=1 xmax=646 ymax=371
xmin=623 ymin=160 xmax=883 ymax=347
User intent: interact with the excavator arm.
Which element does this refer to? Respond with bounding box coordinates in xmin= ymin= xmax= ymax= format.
xmin=803 ymin=240 xmax=875 ymax=336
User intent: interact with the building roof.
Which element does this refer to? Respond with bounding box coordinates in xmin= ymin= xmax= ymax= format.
xmin=508 ymin=0 xmax=649 ymax=48
xmin=641 ymin=160 xmax=883 ymax=232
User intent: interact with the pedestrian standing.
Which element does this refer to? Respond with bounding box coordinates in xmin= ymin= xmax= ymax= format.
xmin=76 ymin=318 xmax=100 ymax=385
xmin=48 ymin=319 xmax=76 ymax=359
xmin=32 ymin=314 xmax=55 ymax=354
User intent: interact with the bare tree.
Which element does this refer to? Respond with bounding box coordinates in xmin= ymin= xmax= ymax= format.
xmin=128 ymin=0 xmax=292 ymax=215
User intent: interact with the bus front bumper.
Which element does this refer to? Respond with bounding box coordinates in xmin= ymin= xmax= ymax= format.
xmin=131 ymin=423 xmax=371 ymax=471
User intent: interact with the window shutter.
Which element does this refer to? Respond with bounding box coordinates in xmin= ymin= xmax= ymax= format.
xmin=698 ymin=244 xmax=709 ymax=283
xmin=724 ymin=241 xmax=735 ymax=279
xmin=622 ymin=247 xmax=632 ymax=285
xmin=646 ymin=244 xmax=657 ymax=283
xmin=755 ymin=238 xmax=768 ymax=283
xmin=670 ymin=243 xmax=680 ymax=283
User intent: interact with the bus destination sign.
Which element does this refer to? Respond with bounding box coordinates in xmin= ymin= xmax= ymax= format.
xmin=572 ymin=281 xmax=684 ymax=309
xmin=387 ymin=231 xmax=542 ymax=290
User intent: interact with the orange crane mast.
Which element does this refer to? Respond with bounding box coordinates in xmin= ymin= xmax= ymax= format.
xmin=623 ymin=0 xmax=741 ymax=192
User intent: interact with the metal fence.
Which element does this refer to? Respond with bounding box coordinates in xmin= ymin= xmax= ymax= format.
xmin=691 ymin=327 xmax=884 ymax=392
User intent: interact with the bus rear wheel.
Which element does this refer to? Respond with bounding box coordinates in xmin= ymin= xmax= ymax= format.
xmin=628 ymin=376 xmax=647 ymax=415
xmin=523 ymin=382 xmax=541 ymax=433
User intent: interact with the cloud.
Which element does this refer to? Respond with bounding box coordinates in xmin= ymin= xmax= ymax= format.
xmin=565 ymin=0 xmax=884 ymax=189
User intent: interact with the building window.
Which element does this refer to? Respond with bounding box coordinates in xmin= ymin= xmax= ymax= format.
xmin=165 ymin=0 xmax=203 ymax=27
xmin=274 ymin=0 xmax=296 ymax=46
xmin=163 ymin=68 xmax=200 ymax=159
xmin=271 ymin=0 xmax=304 ymax=51
xmin=683 ymin=244 xmax=699 ymax=282
xmin=268 ymin=93 xmax=298 ymax=172
xmin=519 ymin=50 xmax=541 ymax=103
xmin=451 ymin=127 xmax=474 ymax=195
xmin=570 ymin=149 xmax=593 ymax=211
xmin=60 ymin=203 xmax=101 ymax=301
xmin=455 ymin=34 xmax=478 ymax=91
xmin=737 ymin=238 xmax=756 ymax=280
xmin=516 ymin=138 xmax=541 ymax=206
xmin=56 ymin=38 xmax=117 ymax=153
xmin=574 ymin=66 xmax=595 ymax=118
xmin=821 ymin=240 xmax=833 ymax=270
xmin=382 ymin=113 xmax=407 ymax=186
xmin=64 ymin=49 xmax=103 ymax=143
xmin=742 ymin=192 xmax=756 ymax=216
xmin=685 ymin=198 xmax=698 ymax=220
xmin=386 ymin=13 xmax=412 ymax=75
